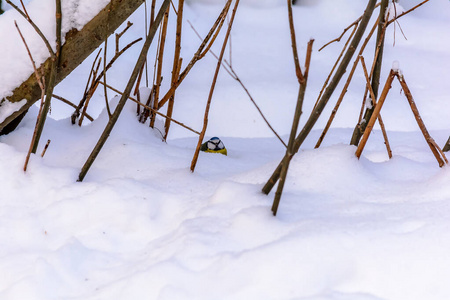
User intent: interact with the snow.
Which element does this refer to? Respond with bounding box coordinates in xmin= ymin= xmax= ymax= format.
xmin=1 ymin=0 xmax=450 ymax=299
xmin=0 ymin=99 xmax=26 ymax=123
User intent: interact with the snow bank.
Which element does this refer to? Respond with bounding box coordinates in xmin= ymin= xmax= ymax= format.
xmin=1 ymin=0 xmax=450 ymax=299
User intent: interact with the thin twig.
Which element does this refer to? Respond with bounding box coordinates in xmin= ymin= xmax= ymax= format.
xmin=115 ymin=21 xmax=133 ymax=53
xmin=40 ymin=139 xmax=51 ymax=157
xmin=16 ymin=21 xmax=46 ymax=172
xmin=164 ymin=0 xmax=184 ymax=140
xmin=52 ymin=94 xmax=94 ymax=121
xmin=319 ymin=19 xmax=360 ymax=52
xmin=386 ymin=0 xmax=430 ymax=26
xmin=190 ymin=0 xmax=240 ymax=173
xmin=29 ymin=0 xmax=62 ymax=154
xmin=287 ymin=0 xmax=305 ymax=84
xmin=5 ymin=0 xmax=55 ymax=58
xmin=396 ymin=72 xmax=447 ymax=167
xmin=314 ymin=23 xmax=357 ymax=110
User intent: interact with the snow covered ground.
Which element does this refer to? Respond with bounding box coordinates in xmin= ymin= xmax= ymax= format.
xmin=1 ymin=0 xmax=450 ymax=299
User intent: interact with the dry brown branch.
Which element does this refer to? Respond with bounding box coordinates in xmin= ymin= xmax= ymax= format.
xmin=150 ymin=7 xmax=170 ymax=127
xmin=272 ymin=38 xmax=314 ymax=216
xmin=360 ymin=55 xmax=392 ymax=158
xmin=19 ymin=0 xmax=30 ymax=19
xmin=396 ymin=72 xmax=447 ymax=167
xmin=78 ymin=56 xmax=102 ymax=126
xmin=303 ymin=39 xmax=314 ymax=81
xmin=164 ymin=0 xmax=184 ymax=140
xmin=350 ymin=0 xmax=389 ymax=146
xmin=190 ymin=0 xmax=240 ymax=173
xmin=115 ymin=21 xmax=133 ymax=53
xmin=355 ymin=69 xmax=395 ymax=158
xmin=287 ymin=0 xmax=305 ymax=84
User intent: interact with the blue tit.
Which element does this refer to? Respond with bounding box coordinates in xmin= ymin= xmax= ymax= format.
xmin=200 ymin=137 xmax=227 ymax=156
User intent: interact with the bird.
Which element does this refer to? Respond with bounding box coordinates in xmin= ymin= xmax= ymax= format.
xmin=200 ymin=137 xmax=227 ymax=156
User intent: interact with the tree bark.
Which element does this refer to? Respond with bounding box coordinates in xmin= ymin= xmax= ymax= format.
xmin=0 ymin=0 xmax=145 ymax=135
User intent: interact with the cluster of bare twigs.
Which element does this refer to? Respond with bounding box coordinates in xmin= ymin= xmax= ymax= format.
xmin=70 ymin=21 xmax=142 ymax=126
xmin=6 ymin=0 xmax=442 ymax=201
xmin=263 ymin=0 xmax=439 ymax=215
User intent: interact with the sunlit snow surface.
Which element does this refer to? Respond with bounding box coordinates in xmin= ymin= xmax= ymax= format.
xmin=1 ymin=0 xmax=450 ymax=299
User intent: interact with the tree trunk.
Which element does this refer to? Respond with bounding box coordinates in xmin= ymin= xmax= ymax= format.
xmin=0 ymin=0 xmax=144 ymax=135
